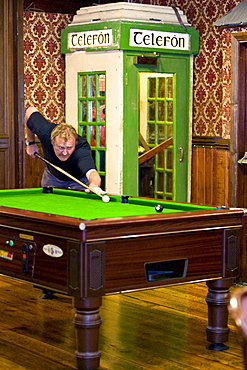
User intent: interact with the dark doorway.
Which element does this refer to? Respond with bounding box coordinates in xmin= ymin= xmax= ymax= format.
xmin=231 ymin=34 xmax=247 ymax=207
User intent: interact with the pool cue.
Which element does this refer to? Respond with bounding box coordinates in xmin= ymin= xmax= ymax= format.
xmin=34 ymin=152 xmax=104 ymax=199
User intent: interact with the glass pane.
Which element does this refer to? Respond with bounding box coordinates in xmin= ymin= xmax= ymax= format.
xmin=88 ymin=101 xmax=96 ymax=122
xmin=99 ymin=74 xmax=105 ymax=96
xmin=101 ymin=175 xmax=105 ymax=191
xmin=148 ymin=124 xmax=155 ymax=144
xmin=81 ymin=101 xmax=87 ymax=121
xmin=81 ymin=75 xmax=87 ymax=97
xmin=148 ymin=78 xmax=156 ymax=98
xmin=167 ymin=124 xmax=173 ymax=137
xmin=88 ymin=75 xmax=96 ymax=97
xmin=158 ymin=101 xmax=165 ymax=121
xmin=99 ymin=101 xmax=105 ymax=122
xmin=158 ymin=78 xmax=165 ymax=98
xmin=167 ymin=77 xmax=173 ymax=98
xmin=90 ymin=125 xmax=96 ymax=147
xmin=158 ymin=125 xmax=164 ymax=143
xmin=81 ymin=125 xmax=87 ymax=139
xmin=100 ymin=126 xmax=105 ymax=147
xmin=166 ymin=148 xmax=173 ymax=169
xmin=157 ymin=172 xmax=164 ymax=192
xmin=157 ymin=152 xmax=164 ymax=168
xmin=167 ymin=101 xmax=173 ymax=122
xmin=148 ymin=101 xmax=155 ymax=121
xmin=166 ymin=172 xmax=173 ymax=193
xmin=99 ymin=151 xmax=106 ymax=171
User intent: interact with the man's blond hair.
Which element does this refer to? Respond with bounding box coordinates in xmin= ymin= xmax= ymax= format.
xmin=51 ymin=123 xmax=78 ymax=144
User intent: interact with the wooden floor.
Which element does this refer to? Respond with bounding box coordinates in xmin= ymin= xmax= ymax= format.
xmin=0 ymin=275 xmax=244 ymax=370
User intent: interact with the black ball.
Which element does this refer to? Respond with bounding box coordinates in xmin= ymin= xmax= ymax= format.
xmin=43 ymin=187 xmax=53 ymax=193
xmin=121 ymin=195 xmax=129 ymax=203
xmin=155 ymin=204 xmax=163 ymax=212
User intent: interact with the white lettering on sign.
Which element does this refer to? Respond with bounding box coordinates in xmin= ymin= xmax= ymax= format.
xmin=68 ymin=29 xmax=113 ymax=49
xmin=129 ymin=29 xmax=190 ymax=51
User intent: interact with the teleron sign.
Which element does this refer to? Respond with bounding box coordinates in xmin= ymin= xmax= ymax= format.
xmin=68 ymin=28 xmax=190 ymax=51
xmin=129 ymin=29 xmax=190 ymax=51
xmin=68 ymin=29 xmax=113 ymax=49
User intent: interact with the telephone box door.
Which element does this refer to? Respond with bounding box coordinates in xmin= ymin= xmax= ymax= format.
xmin=124 ymin=54 xmax=192 ymax=202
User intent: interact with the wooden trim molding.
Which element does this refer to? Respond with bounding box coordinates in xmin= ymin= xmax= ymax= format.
xmin=192 ymin=136 xmax=230 ymax=150
xmin=0 ymin=135 xmax=10 ymax=151
xmin=230 ymin=31 xmax=247 ymax=206
xmin=0 ymin=0 xmax=24 ymax=188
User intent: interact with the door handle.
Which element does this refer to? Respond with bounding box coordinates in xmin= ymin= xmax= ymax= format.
xmin=179 ymin=146 xmax=184 ymax=162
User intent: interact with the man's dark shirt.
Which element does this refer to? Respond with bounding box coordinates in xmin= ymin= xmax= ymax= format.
xmin=27 ymin=112 xmax=96 ymax=181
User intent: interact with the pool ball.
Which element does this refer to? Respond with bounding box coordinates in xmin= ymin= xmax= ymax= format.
xmin=155 ymin=204 xmax=163 ymax=212
xmin=42 ymin=187 xmax=53 ymax=193
xmin=102 ymin=195 xmax=110 ymax=203
xmin=121 ymin=196 xmax=129 ymax=203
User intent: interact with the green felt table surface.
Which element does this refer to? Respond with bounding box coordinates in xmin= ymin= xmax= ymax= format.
xmin=0 ymin=188 xmax=215 ymax=220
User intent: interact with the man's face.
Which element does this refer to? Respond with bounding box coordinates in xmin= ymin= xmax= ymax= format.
xmin=53 ymin=136 xmax=76 ymax=161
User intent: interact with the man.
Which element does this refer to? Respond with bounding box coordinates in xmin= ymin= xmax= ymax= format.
xmin=25 ymin=107 xmax=105 ymax=194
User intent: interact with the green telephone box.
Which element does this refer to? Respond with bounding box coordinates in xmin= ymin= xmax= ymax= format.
xmin=61 ymin=2 xmax=199 ymax=201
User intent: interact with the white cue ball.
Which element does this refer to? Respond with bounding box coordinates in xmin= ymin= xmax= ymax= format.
xmin=102 ymin=195 xmax=110 ymax=203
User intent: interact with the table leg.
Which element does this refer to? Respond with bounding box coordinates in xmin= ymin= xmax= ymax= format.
xmin=73 ymin=296 xmax=102 ymax=370
xmin=206 ymin=278 xmax=232 ymax=351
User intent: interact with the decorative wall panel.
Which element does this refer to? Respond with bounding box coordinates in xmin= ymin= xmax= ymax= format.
xmin=24 ymin=11 xmax=73 ymax=123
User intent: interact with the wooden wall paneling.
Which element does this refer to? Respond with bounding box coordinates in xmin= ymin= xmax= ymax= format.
xmin=213 ymin=149 xmax=230 ymax=207
xmin=191 ymin=138 xmax=230 ymax=207
xmin=0 ymin=1 xmax=12 ymax=189
xmin=0 ymin=0 xmax=24 ymax=189
xmin=15 ymin=0 xmax=25 ymax=188
xmin=204 ymin=148 xmax=214 ymax=205
xmin=23 ymin=143 xmax=45 ymax=188
xmin=239 ymin=214 xmax=247 ymax=282
xmin=191 ymin=146 xmax=199 ymax=203
xmin=196 ymin=147 xmax=207 ymax=203
xmin=192 ymin=146 xmax=214 ymax=205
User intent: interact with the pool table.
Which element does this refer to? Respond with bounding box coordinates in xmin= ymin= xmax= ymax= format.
xmin=0 ymin=187 xmax=244 ymax=369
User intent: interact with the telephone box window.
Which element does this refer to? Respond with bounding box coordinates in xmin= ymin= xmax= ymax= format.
xmin=78 ymin=72 xmax=106 ymax=189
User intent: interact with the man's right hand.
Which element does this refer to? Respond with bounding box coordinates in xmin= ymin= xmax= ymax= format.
xmin=26 ymin=143 xmax=40 ymax=158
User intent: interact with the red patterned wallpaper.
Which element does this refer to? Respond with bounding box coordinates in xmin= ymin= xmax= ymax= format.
xmin=158 ymin=0 xmax=242 ymax=138
xmin=23 ymin=1 xmax=243 ymax=137
xmin=24 ymin=11 xmax=73 ymax=123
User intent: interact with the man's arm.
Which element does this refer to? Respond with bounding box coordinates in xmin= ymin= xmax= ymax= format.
xmin=24 ymin=107 xmax=40 ymax=158
xmin=86 ymin=169 xmax=106 ymax=194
